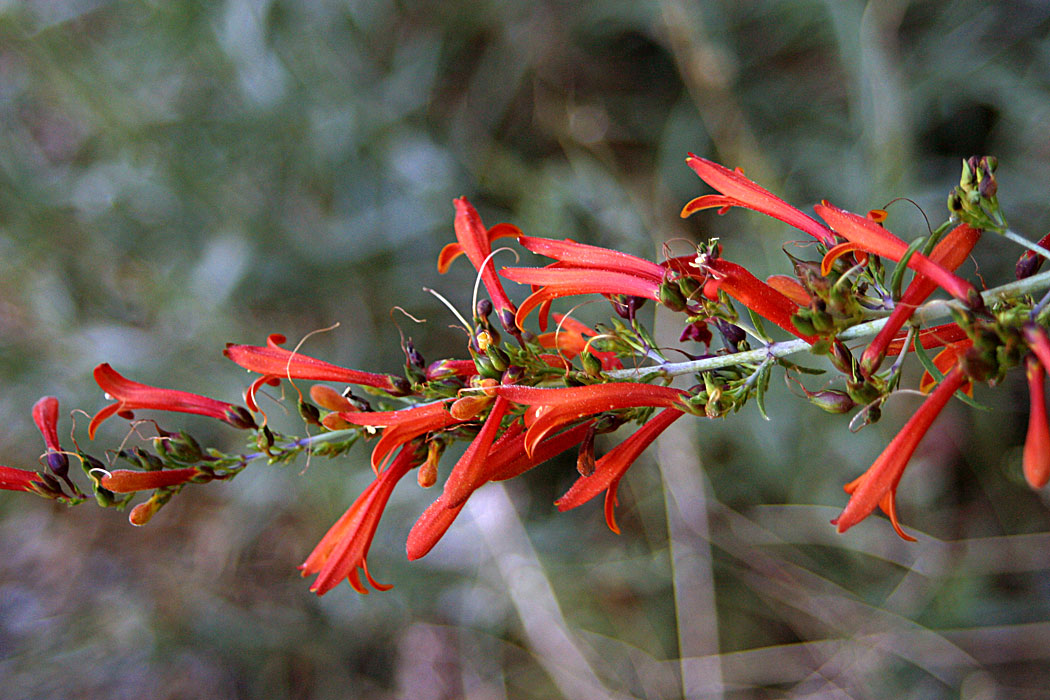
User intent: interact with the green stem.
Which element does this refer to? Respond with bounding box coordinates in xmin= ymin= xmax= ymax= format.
xmin=1005 ymin=229 xmax=1050 ymax=261
xmin=604 ymin=269 xmax=1050 ymax=380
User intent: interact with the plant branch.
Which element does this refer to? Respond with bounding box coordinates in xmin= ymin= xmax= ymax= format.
xmin=605 ymin=269 xmax=1050 ymax=380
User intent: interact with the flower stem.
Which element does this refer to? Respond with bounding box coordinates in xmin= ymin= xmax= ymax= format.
xmin=605 ymin=269 xmax=1050 ymax=380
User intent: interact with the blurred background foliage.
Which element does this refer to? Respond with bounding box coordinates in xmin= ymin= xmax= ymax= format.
xmin=2 ymin=0 xmax=1050 ymax=698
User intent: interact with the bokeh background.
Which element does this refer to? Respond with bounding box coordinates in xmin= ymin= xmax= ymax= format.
xmin=2 ymin=0 xmax=1050 ymax=698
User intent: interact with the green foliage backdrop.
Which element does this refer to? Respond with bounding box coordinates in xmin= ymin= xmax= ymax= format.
xmin=2 ymin=1 xmax=1050 ymax=698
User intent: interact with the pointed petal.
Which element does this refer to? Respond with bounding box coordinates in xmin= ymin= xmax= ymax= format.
xmin=685 ymin=155 xmax=836 ymax=245
xmin=517 ymin=236 xmax=665 ymax=282
xmin=453 ymin=197 xmax=517 ymax=315
xmin=437 ymin=242 xmax=464 ymax=274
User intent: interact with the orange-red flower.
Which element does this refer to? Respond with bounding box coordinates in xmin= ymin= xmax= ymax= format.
xmin=32 ymin=396 xmax=68 ymax=478
xmin=501 ymin=265 xmax=663 ymax=331
xmin=224 ymin=333 xmax=406 ymax=412
xmin=500 ymin=235 xmax=673 ymax=330
xmin=860 ymin=223 xmax=982 ymax=376
xmin=496 ymin=382 xmax=687 ymax=456
xmin=405 ymin=421 xmax=595 ymax=560
xmin=0 ymin=465 xmax=45 ymax=493
xmin=301 ymin=443 xmax=423 ymax=595
xmin=833 ymin=366 xmax=968 ymax=540
xmin=516 ymin=236 xmax=666 ymax=282
xmin=332 ymin=400 xmax=461 ymax=472
xmin=694 ymin=256 xmax=816 ymax=342
xmin=439 ymin=197 xmax=521 ymax=331
xmin=100 ymin=467 xmax=202 ymax=493
xmin=555 ymin=407 xmax=685 ymax=533
xmin=682 ymin=155 xmax=837 ymax=246
xmin=1024 ymin=355 xmax=1050 ymax=489
xmin=815 ymin=203 xmax=981 ymax=308
xmin=88 ymin=364 xmax=255 ymax=439
xmin=441 ymin=396 xmax=512 ymax=507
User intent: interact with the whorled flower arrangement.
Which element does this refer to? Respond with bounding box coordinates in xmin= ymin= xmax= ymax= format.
xmin=6 ymin=154 xmax=1050 ymax=595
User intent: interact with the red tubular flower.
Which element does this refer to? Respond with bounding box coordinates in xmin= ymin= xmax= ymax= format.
xmin=301 ymin=444 xmax=423 ymax=595
xmin=696 ymin=257 xmax=816 ymax=342
xmin=500 ymin=235 xmax=671 ymax=330
xmin=833 ymin=366 xmax=968 ymax=540
xmin=439 ymin=197 xmax=521 ymax=330
xmin=516 ymin=236 xmax=666 ymax=282
xmin=32 ymin=396 xmax=68 ymax=477
xmin=1024 ymin=355 xmax=1050 ymax=489
xmin=224 ymin=333 xmax=405 ymax=412
xmin=861 ymin=224 xmax=982 ymax=376
xmin=335 ymin=400 xmax=460 ymax=471
xmin=815 ymin=203 xmax=981 ymax=307
xmin=0 ymin=465 xmax=45 ymax=493
xmin=681 ymin=155 xmax=837 ymax=246
xmin=89 ymin=364 xmax=254 ymax=439
xmin=555 ymin=407 xmax=685 ymax=532
xmin=406 ymin=421 xmax=594 ymax=560
xmin=441 ymin=395 xmax=511 ymax=507
xmin=496 ymin=383 xmax=687 ymax=456
xmin=100 ymin=467 xmax=202 ymax=493
xmin=501 ymin=265 xmax=662 ymax=331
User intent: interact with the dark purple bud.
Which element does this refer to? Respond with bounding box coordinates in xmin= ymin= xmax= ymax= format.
xmin=497 ymin=308 xmax=518 ymax=335
xmin=46 ymin=452 xmax=69 ymax=478
xmin=715 ymin=319 xmax=745 ymax=351
xmin=475 ymin=299 xmax=493 ymax=318
xmin=223 ymin=405 xmax=257 ymax=430
xmin=405 ymin=340 xmax=426 ymax=369
xmin=805 ymin=390 xmax=856 ymax=414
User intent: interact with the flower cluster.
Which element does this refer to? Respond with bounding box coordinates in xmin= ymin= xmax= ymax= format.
xmin=5 ymin=153 xmax=1050 ymax=595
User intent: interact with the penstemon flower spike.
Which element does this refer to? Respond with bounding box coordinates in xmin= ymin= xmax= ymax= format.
xmin=5 ymin=154 xmax=1050 ymax=595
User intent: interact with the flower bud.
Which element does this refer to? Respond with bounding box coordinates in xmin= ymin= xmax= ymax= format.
xmin=223 ymin=405 xmax=257 ymax=430
xmin=678 ymin=276 xmax=702 ymax=301
xmin=46 ymin=452 xmax=69 ymax=478
xmin=805 ymin=389 xmax=856 ymax=414
xmin=580 ymin=351 xmax=603 ymax=377
xmin=501 ymin=365 xmax=525 ymax=385
xmin=658 ymin=281 xmax=688 ymax=312
xmin=418 ymin=441 xmax=444 ymax=488
xmin=387 ymin=375 xmax=414 ymax=397
xmin=129 ymin=498 xmax=162 ymax=526
xmin=450 ymin=394 xmax=493 ymax=421
xmin=298 ymin=400 xmax=322 ymax=426
xmin=485 ymin=344 xmax=510 ymax=373
xmin=846 ymin=380 xmax=881 ymax=406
